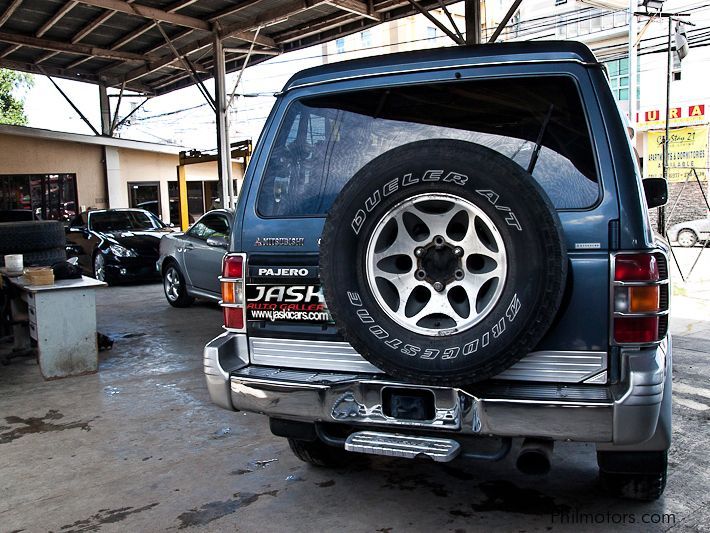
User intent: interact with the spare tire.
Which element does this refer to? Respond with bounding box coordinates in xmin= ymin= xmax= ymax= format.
xmin=320 ymin=140 xmax=567 ymax=386
xmin=0 ymin=220 xmax=66 ymax=255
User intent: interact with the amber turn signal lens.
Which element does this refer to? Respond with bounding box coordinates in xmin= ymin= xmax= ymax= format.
xmin=629 ymin=286 xmax=660 ymax=313
xmin=222 ymin=282 xmax=235 ymax=304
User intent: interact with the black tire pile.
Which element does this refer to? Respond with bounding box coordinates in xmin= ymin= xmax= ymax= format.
xmin=0 ymin=221 xmax=67 ymax=267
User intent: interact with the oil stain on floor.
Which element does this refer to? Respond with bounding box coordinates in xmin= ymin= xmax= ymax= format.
xmin=176 ymin=490 xmax=279 ymax=529
xmin=57 ymin=502 xmax=159 ymax=533
xmin=1 ymin=410 xmax=93 ymax=444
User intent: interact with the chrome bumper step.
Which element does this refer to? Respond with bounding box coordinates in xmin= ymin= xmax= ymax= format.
xmin=344 ymin=431 xmax=461 ymax=462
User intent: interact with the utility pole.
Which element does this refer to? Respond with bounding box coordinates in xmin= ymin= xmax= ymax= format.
xmin=660 ymin=15 xmax=672 ymax=232
xmin=634 ymin=9 xmax=693 ymax=234
xmin=628 ymin=2 xmax=638 ymax=129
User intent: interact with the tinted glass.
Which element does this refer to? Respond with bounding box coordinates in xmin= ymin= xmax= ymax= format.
xmin=187 ymin=214 xmax=229 ymax=241
xmin=258 ymin=76 xmax=599 ymax=216
xmin=90 ymin=210 xmax=164 ymax=231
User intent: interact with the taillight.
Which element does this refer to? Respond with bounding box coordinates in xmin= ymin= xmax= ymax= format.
xmin=220 ymin=253 xmax=246 ymax=332
xmin=612 ymin=252 xmax=669 ymax=345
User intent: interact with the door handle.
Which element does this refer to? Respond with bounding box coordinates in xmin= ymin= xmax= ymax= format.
xmin=183 ymin=243 xmax=194 ymax=250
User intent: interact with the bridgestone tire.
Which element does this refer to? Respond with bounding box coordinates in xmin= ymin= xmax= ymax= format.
xmin=287 ymin=438 xmax=352 ymax=468
xmin=320 ymin=140 xmax=567 ymax=386
xmin=0 ymin=221 xmax=66 ymax=255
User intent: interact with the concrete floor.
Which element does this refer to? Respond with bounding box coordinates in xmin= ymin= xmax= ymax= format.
xmin=1 ymin=248 xmax=709 ymax=533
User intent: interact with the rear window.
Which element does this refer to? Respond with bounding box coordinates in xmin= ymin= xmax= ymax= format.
xmin=257 ymin=76 xmax=599 ymax=217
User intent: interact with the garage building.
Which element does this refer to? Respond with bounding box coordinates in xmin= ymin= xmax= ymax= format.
xmin=0 ymin=124 xmax=245 ymax=225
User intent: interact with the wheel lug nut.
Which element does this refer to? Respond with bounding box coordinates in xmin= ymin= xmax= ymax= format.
xmin=434 ymin=236 xmax=445 ymax=248
xmin=454 ymin=269 xmax=464 ymax=280
xmin=454 ymin=247 xmax=463 ymax=257
xmin=433 ymin=281 xmax=444 ymax=292
xmin=415 ymin=269 xmax=427 ymax=280
xmin=414 ymin=247 xmax=424 ymax=257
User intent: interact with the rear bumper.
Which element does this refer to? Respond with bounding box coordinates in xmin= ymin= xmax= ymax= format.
xmin=204 ymin=333 xmax=670 ymax=446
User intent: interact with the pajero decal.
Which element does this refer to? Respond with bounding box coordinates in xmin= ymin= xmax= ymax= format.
xmin=248 ymin=266 xmax=317 ymax=278
xmin=246 ymin=284 xmax=332 ymax=323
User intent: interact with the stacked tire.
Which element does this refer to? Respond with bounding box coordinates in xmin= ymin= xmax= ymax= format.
xmin=0 ymin=221 xmax=67 ymax=267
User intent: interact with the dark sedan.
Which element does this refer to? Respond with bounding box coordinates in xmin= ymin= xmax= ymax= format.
xmin=66 ymin=208 xmax=175 ymax=284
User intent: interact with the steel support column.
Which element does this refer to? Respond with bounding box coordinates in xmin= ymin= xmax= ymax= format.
xmin=465 ymin=0 xmax=481 ymax=44
xmin=214 ymin=34 xmax=233 ymax=210
xmin=177 ymin=163 xmax=189 ymax=230
xmin=99 ymin=84 xmax=111 ymax=135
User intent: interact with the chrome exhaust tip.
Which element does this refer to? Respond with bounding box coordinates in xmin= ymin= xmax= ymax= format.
xmin=516 ymin=438 xmax=554 ymax=475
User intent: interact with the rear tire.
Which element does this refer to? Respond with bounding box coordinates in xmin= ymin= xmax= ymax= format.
xmin=597 ymin=450 xmax=668 ymax=501
xmin=320 ymin=139 xmax=567 ymax=386
xmin=677 ymin=229 xmax=698 ymax=247
xmin=163 ymin=263 xmax=194 ymax=307
xmin=288 ymin=438 xmax=352 ymax=468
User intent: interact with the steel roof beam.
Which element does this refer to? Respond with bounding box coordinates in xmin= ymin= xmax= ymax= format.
xmin=327 ymin=0 xmax=380 ymax=20
xmin=404 ymin=0 xmax=464 ymax=44
xmin=0 ymin=0 xmax=22 ymax=28
xmin=1 ymin=1 xmax=79 ymax=60
xmin=208 ymin=0 xmax=264 ymax=22
xmin=108 ymin=36 xmax=213 ymax=84
xmin=37 ymin=1 xmax=79 ymax=37
xmin=36 ymin=10 xmax=117 ymax=65
xmin=0 ymin=30 xmax=151 ymax=61
xmin=273 ymin=12 xmax=353 ymax=43
xmin=0 ymin=56 xmax=98 ymax=82
xmin=110 ymin=0 xmax=200 ymax=51
xmin=488 ymin=0 xmax=524 ymax=43
xmin=218 ymin=0 xmax=330 ymax=40
xmin=73 ymin=0 xmax=211 ymax=31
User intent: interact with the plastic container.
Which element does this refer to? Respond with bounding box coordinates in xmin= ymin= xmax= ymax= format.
xmin=4 ymin=254 xmax=23 ymax=272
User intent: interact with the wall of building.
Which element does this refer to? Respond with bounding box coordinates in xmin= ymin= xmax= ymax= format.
xmin=0 ymin=132 xmax=107 ymax=210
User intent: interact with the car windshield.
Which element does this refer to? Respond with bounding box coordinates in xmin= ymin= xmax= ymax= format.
xmin=90 ymin=210 xmax=164 ymax=231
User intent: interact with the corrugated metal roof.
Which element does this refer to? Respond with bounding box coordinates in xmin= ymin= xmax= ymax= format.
xmin=0 ymin=0 xmax=458 ymax=95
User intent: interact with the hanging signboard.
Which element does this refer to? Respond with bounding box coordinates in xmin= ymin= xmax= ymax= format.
xmin=644 ymin=125 xmax=708 ymax=182
xmin=636 ymin=104 xmax=706 ymax=131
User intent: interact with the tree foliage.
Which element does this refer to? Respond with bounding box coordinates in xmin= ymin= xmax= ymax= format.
xmin=0 ymin=68 xmax=33 ymax=126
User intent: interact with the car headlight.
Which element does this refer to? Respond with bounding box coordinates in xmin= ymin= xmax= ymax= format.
xmin=109 ymin=244 xmax=137 ymax=257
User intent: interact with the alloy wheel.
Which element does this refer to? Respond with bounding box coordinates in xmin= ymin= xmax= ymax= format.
xmin=365 ymin=193 xmax=507 ymax=336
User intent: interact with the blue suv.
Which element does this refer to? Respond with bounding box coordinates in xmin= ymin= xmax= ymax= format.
xmin=204 ymin=41 xmax=671 ymax=501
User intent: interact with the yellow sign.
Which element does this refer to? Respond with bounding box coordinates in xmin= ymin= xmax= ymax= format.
xmin=645 ymin=125 xmax=708 ymax=182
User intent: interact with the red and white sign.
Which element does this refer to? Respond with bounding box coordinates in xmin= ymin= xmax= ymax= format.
xmin=636 ymin=104 xmax=706 ymax=131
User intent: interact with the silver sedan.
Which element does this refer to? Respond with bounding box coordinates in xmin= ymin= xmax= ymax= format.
xmin=667 ymin=216 xmax=710 ymax=247
xmin=156 ymin=209 xmax=232 ymax=307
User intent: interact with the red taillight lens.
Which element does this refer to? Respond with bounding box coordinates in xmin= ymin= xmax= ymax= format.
xmin=612 ymin=252 xmax=668 ymax=345
xmin=614 ymin=317 xmax=659 ymax=343
xmin=223 ymin=306 xmax=244 ymax=330
xmin=220 ymin=254 xmax=246 ymax=332
xmin=223 ymin=255 xmax=243 ymax=278
xmin=615 ymin=254 xmax=659 ymax=281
